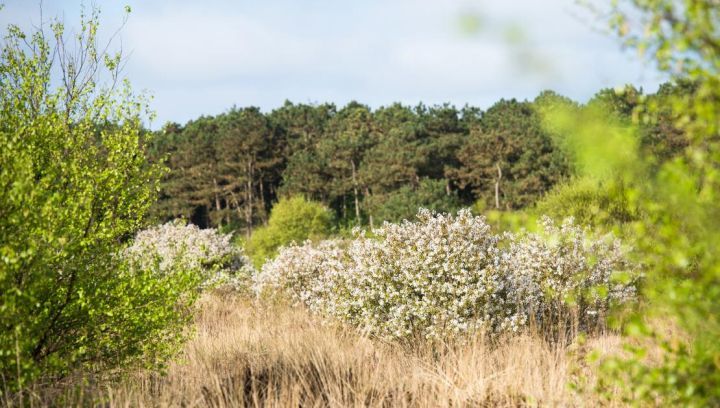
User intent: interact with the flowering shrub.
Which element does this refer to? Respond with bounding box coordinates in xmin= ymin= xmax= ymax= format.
xmin=255 ymin=240 xmax=347 ymax=309
xmin=497 ymin=216 xmax=636 ymax=333
xmin=124 ymin=220 xmax=255 ymax=290
xmin=257 ymin=209 xmax=637 ymax=340
xmin=340 ymin=209 xmax=505 ymax=339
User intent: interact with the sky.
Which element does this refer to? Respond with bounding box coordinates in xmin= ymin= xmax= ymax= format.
xmin=1 ymin=0 xmax=665 ymax=128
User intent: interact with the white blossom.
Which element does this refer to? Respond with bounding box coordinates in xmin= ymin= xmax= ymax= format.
xmin=124 ymin=220 xmax=255 ymax=290
xmin=256 ymin=210 xmax=637 ymax=340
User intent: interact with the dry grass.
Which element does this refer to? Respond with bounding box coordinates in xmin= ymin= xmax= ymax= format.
xmin=13 ymin=293 xmax=626 ymax=407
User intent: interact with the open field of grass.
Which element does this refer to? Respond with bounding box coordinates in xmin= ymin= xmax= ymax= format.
xmin=13 ymin=293 xmax=628 ymax=407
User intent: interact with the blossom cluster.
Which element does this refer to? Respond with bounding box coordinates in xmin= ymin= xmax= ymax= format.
xmin=124 ymin=220 xmax=255 ymax=290
xmin=256 ymin=209 xmax=636 ymax=340
xmin=496 ymin=216 xmax=636 ymax=333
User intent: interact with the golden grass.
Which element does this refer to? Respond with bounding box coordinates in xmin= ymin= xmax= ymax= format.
xmin=14 ymin=293 xmax=626 ymax=407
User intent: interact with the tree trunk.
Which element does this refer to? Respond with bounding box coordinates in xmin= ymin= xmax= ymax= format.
xmin=245 ymin=161 xmax=254 ymax=238
xmin=364 ymin=187 xmax=374 ymax=229
xmin=351 ymin=159 xmax=361 ymax=225
xmin=213 ymin=177 xmax=222 ymax=228
xmin=342 ymin=195 xmax=347 ymax=220
xmin=225 ymin=200 xmax=230 ymax=226
xmin=259 ymin=177 xmax=267 ymax=224
xmin=495 ymin=163 xmax=502 ymax=210
xmin=228 ymin=190 xmax=244 ymax=220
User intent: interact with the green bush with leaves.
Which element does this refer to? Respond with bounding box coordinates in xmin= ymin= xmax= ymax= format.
xmin=534 ymin=177 xmax=638 ymax=232
xmin=246 ymin=196 xmax=333 ymax=267
xmin=0 ymin=9 xmax=201 ymax=392
xmin=557 ymin=1 xmax=720 ymax=405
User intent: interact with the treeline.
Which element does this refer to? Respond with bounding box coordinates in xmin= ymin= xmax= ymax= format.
xmin=149 ymin=82 xmax=689 ymax=235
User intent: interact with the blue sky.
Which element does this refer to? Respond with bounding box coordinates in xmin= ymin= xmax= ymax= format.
xmin=2 ymin=1 xmax=665 ymax=128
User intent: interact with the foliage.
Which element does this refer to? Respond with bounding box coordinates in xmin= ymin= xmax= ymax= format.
xmin=448 ymin=99 xmax=569 ymax=210
xmin=0 ymin=8 xmax=200 ymax=391
xmin=150 ymin=107 xmax=280 ymax=231
xmin=150 ymin=99 xmax=565 ymax=232
xmin=534 ymin=177 xmax=638 ymax=231
xmin=569 ymin=1 xmax=720 ymax=405
xmin=637 ymin=81 xmax=692 ymax=162
xmin=364 ymin=178 xmax=461 ymax=224
xmin=257 ymin=209 xmax=636 ymax=341
xmin=133 ymin=45 xmax=692 ymax=245
xmin=123 ymin=220 xmax=255 ymax=291
xmin=317 ymin=102 xmax=375 ymax=224
xmin=150 ymin=82 xmax=687 ymax=236
xmin=273 ymin=101 xmax=336 ymax=203
xmin=477 ymin=208 xmax=539 ymax=234
xmin=246 ymin=196 xmax=333 ymax=267
xmin=586 ymin=85 xmax=642 ymax=123
xmin=359 ymin=103 xmax=427 ymax=195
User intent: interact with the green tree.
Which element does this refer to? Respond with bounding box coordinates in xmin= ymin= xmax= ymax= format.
xmin=151 ymin=116 xmax=221 ymax=227
xmin=270 ymin=101 xmax=335 ymax=155
xmin=449 ymin=99 xmax=568 ymax=209
xmin=586 ymin=85 xmax=642 ymax=123
xmin=317 ymin=102 xmax=375 ymax=224
xmin=151 ymin=107 xmax=284 ymax=235
xmin=533 ymin=177 xmax=638 ymax=231
xmin=360 ymin=103 xmax=425 ymax=195
xmin=638 ymin=81 xmax=692 ymax=162
xmin=216 ymin=107 xmax=281 ymax=234
xmin=0 ymin=8 xmax=200 ymax=391
xmin=561 ymin=1 xmax=720 ymax=405
xmin=274 ymin=102 xmax=336 ymax=203
xmin=417 ymin=104 xmax=471 ymax=200
xmin=246 ymin=196 xmax=333 ymax=267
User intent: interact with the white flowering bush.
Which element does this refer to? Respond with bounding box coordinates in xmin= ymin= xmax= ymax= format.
xmin=497 ymin=216 xmax=637 ymax=333
xmin=124 ymin=220 xmax=255 ymax=290
xmin=340 ymin=209 xmax=507 ymax=340
xmin=255 ymin=239 xmax=347 ymax=309
xmin=257 ymin=209 xmax=637 ymax=340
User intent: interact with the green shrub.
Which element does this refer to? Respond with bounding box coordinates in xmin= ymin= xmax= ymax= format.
xmin=0 ymin=9 xmax=200 ymax=392
xmin=246 ymin=196 xmax=333 ymax=267
xmin=470 ymin=200 xmax=538 ymax=233
xmin=549 ymin=1 xmax=720 ymax=402
xmin=533 ymin=177 xmax=638 ymax=231
xmin=485 ymin=210 xmax=539 ymax=233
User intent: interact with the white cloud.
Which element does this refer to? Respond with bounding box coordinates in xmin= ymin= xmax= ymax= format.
xmin=124 ymin=7 xmax=320 ymax=80
xmin=2 ymin=0 xmax=666 ymax=126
